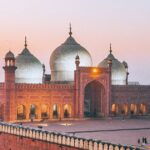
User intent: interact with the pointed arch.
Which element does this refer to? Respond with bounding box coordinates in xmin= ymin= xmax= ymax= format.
xmin=41 ymin=104 xmax=49 ymax=119
xmin=17 ymin=104 xmax=26 ymax=120
xmin=30 ymin=104 xmax=37 ymax=119
xmin=84 ymin=80 xmax=105 ymax=117
xmin=63 ymin=104 xmax=72 ymax=118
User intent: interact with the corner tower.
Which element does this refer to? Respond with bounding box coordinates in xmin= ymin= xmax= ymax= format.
xmin=3 ymin=51 xmax=17 ymax=121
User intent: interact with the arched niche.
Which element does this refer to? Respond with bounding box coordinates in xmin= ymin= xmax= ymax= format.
xmin=17 ymin=104 xmax=26 ymax=120
xmin=41 ymin=104 xmax=49 ymax=119
xmin=30 ymin=104 xmax=37 ymax=119
xmin=63 ymin=104 xmax=72 ymax=118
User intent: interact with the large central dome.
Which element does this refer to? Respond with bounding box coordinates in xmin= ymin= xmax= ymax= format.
xmin=50 ymin=28 xmax=92 ymax=81
xmin=15 ymin=38 xmax=43 ymax=83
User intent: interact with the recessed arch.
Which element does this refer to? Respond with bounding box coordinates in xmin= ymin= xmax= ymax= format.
xmin=53 ymin=104 xmax=59 ymax=119
xmin=139 ymin=103 xmax=146 ymax=115
xmin=121 ymin=104 xmax=128 ymax=115
xmin=130 ymin=103 xmax=137 ymax=115
xmin=30 ymin=104 xmax=37 ymax=119
xmin=111 ymin=103 xmax=119 ymax=115
xmin=41 ymin=104 xmax=49 ymax=119
xmin=84 ymin=80 xmax=104 ymax=117
xmin=63 ymin=104 xmax=71 ymax=118
xmin=17 ymin=104 xmax=26 ymax=120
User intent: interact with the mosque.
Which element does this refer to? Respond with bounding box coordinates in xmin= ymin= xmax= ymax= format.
xmin=0 ymin=26 xmax=150 ymax=122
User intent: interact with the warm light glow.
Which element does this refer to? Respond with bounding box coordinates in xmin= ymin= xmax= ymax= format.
xmin=41 ymin=104 xmax=48 ymax=113
xmin=139 ymin=103 xmax=146 ymax=114
xmin=130 ymin=104 xmax=137 ymax=114
xmin=111 ymin=104 xmax=118 ymax=114
xmin=93 ymin=68 xmax=97 ymax=73
xmin=122 ymin=104 xmax=128 ymax=115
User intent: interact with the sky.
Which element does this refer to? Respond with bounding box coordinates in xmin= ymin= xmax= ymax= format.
xmin=0 ymin=0 xmax=150 ymax=84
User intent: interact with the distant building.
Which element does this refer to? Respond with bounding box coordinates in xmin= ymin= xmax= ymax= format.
xmin=0 ymin=27 xmax=150 ymax=122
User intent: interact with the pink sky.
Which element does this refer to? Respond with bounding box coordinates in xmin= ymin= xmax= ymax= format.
xmin=0 ymin=0 xmax=150 ymax=84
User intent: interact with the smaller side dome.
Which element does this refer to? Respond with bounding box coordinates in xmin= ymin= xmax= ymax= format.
xmin=5 ymin=51 xmax=15 ymax=59
xmin=98 ymin=44 xmax=127 ymax=85
xmin=15 ymin=37 xmax=43 ymax=83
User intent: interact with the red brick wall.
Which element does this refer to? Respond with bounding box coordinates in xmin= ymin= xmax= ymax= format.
xmin=0 ymin=133 xmax=81 ymax=150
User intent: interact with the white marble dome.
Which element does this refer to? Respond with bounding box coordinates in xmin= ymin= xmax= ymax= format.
xmin=15 ymin=42 xmax=43 ymax=83
xmin=50 ymin=34 xmax=92 ymax=82
xmin=98 ymin=47 xmax=127 ymax=85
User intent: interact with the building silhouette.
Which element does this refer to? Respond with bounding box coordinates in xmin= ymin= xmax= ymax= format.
xmin=0 ymin=27 xmax=150 ymax=122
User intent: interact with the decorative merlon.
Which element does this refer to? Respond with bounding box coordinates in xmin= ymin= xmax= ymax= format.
xmin=0 ymin=122 xmax=137 ymax=150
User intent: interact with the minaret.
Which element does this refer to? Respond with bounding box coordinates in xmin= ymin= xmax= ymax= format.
xmin=107 ymin=44 xmax=112 ymax=116
xmin=75 ymin=55 xmax=80 ymax=69
xmin=122 ymin=61 xmax=129 ymax=85
xmin=3 ymin=51 xmax=17 ymax=84
xmin=3 ymin=51 xmax=17 ymax=121
xmin=42 ymin=64 xmax=46 ymax=83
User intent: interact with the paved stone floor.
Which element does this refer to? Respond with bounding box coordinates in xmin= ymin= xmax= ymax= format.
xmin=21 ymin=118 xmax=150 ymax=148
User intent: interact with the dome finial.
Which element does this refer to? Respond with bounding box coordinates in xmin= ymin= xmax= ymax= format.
xmin=24 ymin=36 xmax=27 ymax=48
xmin=109 ymin=43 xmax=112 ymax=54
xmin=69 ymin=23 xmax=72 ymax=37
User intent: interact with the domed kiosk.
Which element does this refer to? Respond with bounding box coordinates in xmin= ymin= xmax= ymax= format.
xmin=5 ymin=51 xmax=15 ymax=59
xmin=98 ymin=44 xmax=127 ymax=85
xmin=15 ymin=37 xmax=43 ymax=83
xmin=50 ymin=26 xmax=92 ymax=82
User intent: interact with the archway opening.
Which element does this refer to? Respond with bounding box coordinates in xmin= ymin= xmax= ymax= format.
xmin=41 ymin=104 xmax=49 ymax=119
xmin=30 ymin=104 xmax=37 ymax=119
xmin=130 ymin=104 xmax=137 ymax=115
xmin=17 ymin=105 xmax=26 ymax=120
xmin=63 ymin=104 xmax=71 ymax=118
xmin=111 ymin=104 xmax=119 ymax=116
xmin=53 ymin=104 xmax=58 ymax=119
xmin=139 ymin=103 xmax=146 ymax=115
xmin=121 ymin=104 xmax=128 ymax=115
xmin=84 ymin=80 xmax=102 ymax=117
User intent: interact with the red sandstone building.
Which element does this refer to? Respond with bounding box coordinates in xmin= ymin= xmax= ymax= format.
xmin=0 ymin=28 xmax=150 ymax=122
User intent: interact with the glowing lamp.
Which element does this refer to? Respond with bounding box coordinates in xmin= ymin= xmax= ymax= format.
xmin=93 ymin=68 xmax=97 ymax=73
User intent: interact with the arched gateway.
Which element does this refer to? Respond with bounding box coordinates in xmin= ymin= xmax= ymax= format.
xmin=84 ymin=80 xmax=104 ymax=117
xmin=74 ymin=66 xmax=111 ymax=118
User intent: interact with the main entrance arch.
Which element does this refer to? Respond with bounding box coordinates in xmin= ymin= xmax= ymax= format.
xmin=84 ymin=80 xmax=103 ymax=117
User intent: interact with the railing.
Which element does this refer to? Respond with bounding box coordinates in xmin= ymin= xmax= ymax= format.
xmin=0 ymin=122 xmax=138 ymax=150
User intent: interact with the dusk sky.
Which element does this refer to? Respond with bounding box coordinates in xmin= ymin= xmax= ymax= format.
xmin=0 ymin=0 xmax=150 ymax=84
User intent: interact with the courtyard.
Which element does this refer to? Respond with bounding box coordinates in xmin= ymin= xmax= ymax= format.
xmin=20 ymin=118 xmax=150 ymax=149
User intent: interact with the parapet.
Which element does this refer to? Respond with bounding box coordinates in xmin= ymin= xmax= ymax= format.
xmin=15 ymin=83 xmax=74 ymax=90
xmin=0 ymin=122 xmax=137 ymax=150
